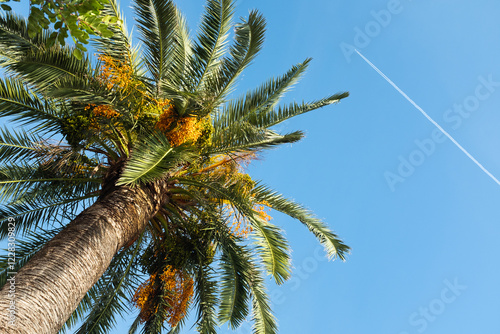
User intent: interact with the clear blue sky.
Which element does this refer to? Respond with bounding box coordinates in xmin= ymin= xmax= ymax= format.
xmin=4 ymin=0 xmax=500 ymax=333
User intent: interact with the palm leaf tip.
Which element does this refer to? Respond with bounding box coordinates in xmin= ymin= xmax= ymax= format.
xmin=328 ymin=91 xmax=349 ymax=103
xmin=320 ymin=231 xmax=350 ymax=262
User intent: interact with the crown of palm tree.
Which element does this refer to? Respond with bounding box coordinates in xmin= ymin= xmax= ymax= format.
xmin=0 ymin=0 xmax=349 ymax=333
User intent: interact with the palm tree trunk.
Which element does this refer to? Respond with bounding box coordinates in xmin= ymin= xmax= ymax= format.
xmin=0 ymin=182 xmax=170 ymax=334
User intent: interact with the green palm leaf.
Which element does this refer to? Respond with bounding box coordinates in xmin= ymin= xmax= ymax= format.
xmin=209 ymin=10 xmax=266 ymax=103
xmin=250 ymin=92 xmax=350 ymax=129
xmin=194 ymin=264 xmax=219 ymax=334
xmin=0 ymin=12 xmax=49 ymax=65
xmin=178 ymin=177 xmax=291 ymax=284
xmin=0 ymin=193 xmax=97 ymax=239
xmin=0 ymin=127 xmax=40 ymax=163
xmin=250 ymin=216 xmax=291 ymax=285
xmin=189 ymin=0 xmax=234 ymax=92
xmin=248 ymin=260 xmax=277 ymax=334
xmin=0 ymin=77 xmax=62 ymax=132
xmin=214 ymin=59 xmax=312 ymax=130
xmin=209 ymin=125 xmax=304 ymax=155
xmin=216 ymin=231 xmax=251 ymax=328
xmin=117 ymin=131 xmax=196 ymax=186
xmin=252 ymin=184 xmax=350 ymax=260
xmin=7 ymin=45 xmax=92 ymax=91
xmin=159 ymin=9 xmax=192 ymax=95
xmin=135 ymin=0 xmax=178 ymax=89
xmin=91 ymin=0 xmax=133 ymax=65
xmin=0 ymin=163 xmax=99 ymax=202
xmin=128 ymin=315 xmax=142 ymax=334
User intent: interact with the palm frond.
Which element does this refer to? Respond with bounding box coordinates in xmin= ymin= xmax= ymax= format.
xmin=194 ymin=264 xmax=219 ymax=334
xmin=216 ymin=229 xmax=251 ymax=328
xmin=0 ymin=127 xmax=41 ymax=163
xmin=0 ymin=193 xmax=98 ymax=239
xmin=208 ymin=125 xmax=304 ymax=155
xmin=209 ymin=10 xmax=266 ymax=103
xmin=45 ymin=70 xmax=115 ymax=107
xmin=159 ymin=9 xmax=192 ymax=95
xmin=248 ymin=260 xmax=277 ymax=334
xmin=175 ymin=177 xmax=246 ymax=208
xmin=165 ymin=322 xmax=183 ymax=334
xmin=250 ymin=216 xmax=291 ymax=285
xmin=252 ymin=184 xmax=350 ymax=260
xmin=213 ymin=59 xmax=311 ymax=129
xmin=140 ymin=297 xmax=169 ymax=334
xmin=0 ymin=77 xmax=62 ymax=132
xmin=189 ymin=0 xmax=234 ymax=92
xmin=250 ymin=92 xmax=350 ymax=129
xmin=7 ymin=44 xmax=93 ymax=92
xmin=92 ymin=0 xmax=133 ymax=65
xmin=177 ymin=176 xmax=291 ymax=284
xmin=0 ymin=162 xmax=100 ymax=203
xmin=0 ymin=148 xmax=102 ymax=236
xmin=134 ymin=0 xmax=178 ymax=90
xmin=0 ymin=12 xmax=49 ymax=66
xmin=117 ymin=132 xmax=196 ymax=186
xmin=128 ymin=315 xmax=142 ymax=334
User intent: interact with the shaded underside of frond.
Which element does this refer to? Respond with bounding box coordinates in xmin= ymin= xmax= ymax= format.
xmin=0 ymin=192 xmax=98 ymax=239
xmin=248 ymin=259 xmax=277 ymax=334
xmin=0 ymin=77 xmax=62 ymax=132
xmin=0 ymin=12 xmax=49 ymax=65
xmin=194 ymin=264 xmax=219 ymax=334
xmin=0 ymin=126 xmax=41 ymax=163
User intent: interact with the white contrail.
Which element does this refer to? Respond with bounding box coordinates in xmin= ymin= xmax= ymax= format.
xmin=355 ymin=49 xmax=500 ymax=186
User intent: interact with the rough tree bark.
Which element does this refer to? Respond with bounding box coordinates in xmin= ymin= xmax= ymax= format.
xmin=0 ymin=181 xmax=171 ymax=334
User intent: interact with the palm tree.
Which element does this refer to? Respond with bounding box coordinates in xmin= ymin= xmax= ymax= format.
xmin=0 ymin=0 xmax=349 ymax=333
